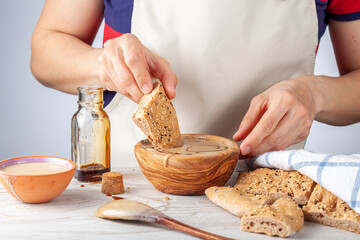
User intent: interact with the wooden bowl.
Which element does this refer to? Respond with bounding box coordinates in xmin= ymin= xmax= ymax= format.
xmin=134 ymin=134 xmax=240 ymax=195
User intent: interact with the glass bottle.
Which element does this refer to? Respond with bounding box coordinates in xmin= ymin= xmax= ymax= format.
xmin=71 ymin=86 xmax=110 ymax=182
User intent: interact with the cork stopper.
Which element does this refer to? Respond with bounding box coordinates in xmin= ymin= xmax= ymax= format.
xmin=101 ymin=172 xmax=124 ymax=195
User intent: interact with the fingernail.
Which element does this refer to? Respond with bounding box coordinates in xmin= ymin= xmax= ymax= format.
xmin=142 ymin=84 xmax=151 ymax=94
xmin=233 ymin=127 xmax=242 ymax=139
xmin=233 ymin=132 xmax=239 ymax=139
xmin=241 ymin=145 xmax=251 ymax=155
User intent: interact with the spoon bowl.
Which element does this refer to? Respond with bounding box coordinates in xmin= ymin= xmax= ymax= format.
xmin=95 ymin=199 xmax=166 ymax=222
xmin=95 ymin=199 xmax=233 ymax=240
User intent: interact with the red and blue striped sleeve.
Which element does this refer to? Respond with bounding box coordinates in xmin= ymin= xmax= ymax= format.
xmin=327 ymin=0 xmax=360 ymax=21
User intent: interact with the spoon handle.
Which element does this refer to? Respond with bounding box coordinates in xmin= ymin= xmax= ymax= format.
xmin=157 ymin=216 xmax=234 ymax=240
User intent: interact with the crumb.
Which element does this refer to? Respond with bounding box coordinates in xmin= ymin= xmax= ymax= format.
xmin=162 ymin=196 xmax=170 ymax=201
xmin=127 ymin=187 xmax=130 ymax=189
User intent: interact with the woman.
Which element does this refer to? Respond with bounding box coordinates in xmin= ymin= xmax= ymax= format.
xmin=31 ymin=0 xmax=360 ymax=166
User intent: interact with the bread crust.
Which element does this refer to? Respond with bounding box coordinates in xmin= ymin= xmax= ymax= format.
xmin=241 ymin=198 xmax=304 ymax=238
xmin=205 ymin=186 xmax=276 ymax=218
xmin=235 ymin=168 xmax=315 ymax=205
xmin=207 ymin=168 xmax=360 ymax=236
xmin=132 ymin=81 xmax=182 ymax=149
xmin=302 ymin=184 xmax=360 ymax=234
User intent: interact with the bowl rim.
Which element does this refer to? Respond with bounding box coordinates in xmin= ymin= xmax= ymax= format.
xmin=135 ymin=133 xmax=240 ymax=162
xmin=0 ymin=156 xmax=76 ymax=177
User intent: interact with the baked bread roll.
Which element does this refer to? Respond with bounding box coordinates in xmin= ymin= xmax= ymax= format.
xmin=205 ymin=186 xmax=276 ymax=217
xmin=236 ymin=168 xmax=315 ymax=205
xmin=132 ymin=81 xmax=182 ymax=149
xmin=241 ymin=198 xmax=304 ymax=238
xmin=302 ymin=184 xmax=360 ymax=234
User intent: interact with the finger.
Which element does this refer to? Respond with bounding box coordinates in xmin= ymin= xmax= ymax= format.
xmin=147 ymin=54 xmax=177 ymax=99
xmin=121 ymin=44 xmax=153 ymax=95
xmin=252 ymin=105 xmax=312 ymax=156
xmin=239 ymin=102 xmax=287 ymax=155
xmin=103 ymin=50 xmax=143 ymax=103
xmin=238 ymin=114 xmax=292 ymax=159
xmin=248 ymin=113 xmax=294 ymax=156
xmin=99 ymin=66 xmax=136 ymax=102
xmin=160 ymin=71 xmax=178 ymax=99
xmin=233 ymin=96 xmax=265 ymax=142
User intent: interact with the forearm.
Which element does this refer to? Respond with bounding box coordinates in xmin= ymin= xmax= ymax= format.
xmin=307 ymin=69 xmax=360 ymax=126
xmin=31 ymin=30 xmax=103 ymax=95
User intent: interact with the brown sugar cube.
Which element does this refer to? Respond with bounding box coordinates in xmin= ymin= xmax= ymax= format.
xmin=101 ymin=172 xmax=124 ymax=195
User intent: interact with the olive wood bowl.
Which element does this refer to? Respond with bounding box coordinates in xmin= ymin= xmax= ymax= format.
xmin=134 ymin=134 xmax=240 ymax=195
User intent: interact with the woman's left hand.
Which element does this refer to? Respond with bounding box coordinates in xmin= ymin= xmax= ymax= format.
xmin=233 ymin=76 xmax=320 ymax=157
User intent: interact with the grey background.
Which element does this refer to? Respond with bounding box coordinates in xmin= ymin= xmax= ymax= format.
xmin=0 ymin=1 xmax=359 ymax=167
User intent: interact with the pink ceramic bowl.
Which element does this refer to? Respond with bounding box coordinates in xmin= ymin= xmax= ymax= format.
xmin=0 ymin=156 xmax=75 ymax=203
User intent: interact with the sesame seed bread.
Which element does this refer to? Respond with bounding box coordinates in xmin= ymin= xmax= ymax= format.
xmin=241 ymin=198 xmax=304 ymax=238
xmin=132 ymin=81 xmax=182 ymax=149
xmin=235 ymin=168 xmax=316 ymax=205
xmin=205 ymin=186 xmax=276 ymax=218
xmin=302 ymin=184 xmax=360 ymax=234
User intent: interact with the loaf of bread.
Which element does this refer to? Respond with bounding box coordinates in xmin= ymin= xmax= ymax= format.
xmin=101 ymin=172 xmax=124 ymax=195
xmin=205 ymin=186 xmax=276 ymax=218
xmin=302 ymin=184 xmax=360 ymax=234
xmin=241 ymin=198 xmax=304 ymax=238
xmin=207 ymin=168 xmax=360 ymax=237
xmin=236 ymin=168 xmax=315 ymax=205
xmin=132 ymin=81 xmax=182 ymax=149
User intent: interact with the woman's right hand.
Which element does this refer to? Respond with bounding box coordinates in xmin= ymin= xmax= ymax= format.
xmin=98 ymin=33 xmax=178 ymax=103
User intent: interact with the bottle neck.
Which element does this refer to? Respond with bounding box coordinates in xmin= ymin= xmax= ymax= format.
xmin=78 ymin=102 xmax=103 ymax=109
xmin=77 ymin=85 xmax=104 ymax=109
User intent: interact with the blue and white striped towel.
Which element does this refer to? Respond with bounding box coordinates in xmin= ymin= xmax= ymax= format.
xmin=245 ymin=150 xmax=360 ymax=214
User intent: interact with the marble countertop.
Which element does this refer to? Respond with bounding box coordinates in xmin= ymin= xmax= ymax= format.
xmin=0 ymin=167 xmax=359 ymax=240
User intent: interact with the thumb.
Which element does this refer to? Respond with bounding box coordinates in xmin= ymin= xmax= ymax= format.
xmin=147 ymin=54 xmax=177 ymax=99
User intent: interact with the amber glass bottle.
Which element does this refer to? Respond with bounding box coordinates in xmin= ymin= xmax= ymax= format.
xmin=71 ymin=86 xmax=110 ymax=182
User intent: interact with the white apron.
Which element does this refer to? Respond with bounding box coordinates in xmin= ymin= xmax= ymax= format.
xmin=105 ymin=0 xmax=318 ymax=167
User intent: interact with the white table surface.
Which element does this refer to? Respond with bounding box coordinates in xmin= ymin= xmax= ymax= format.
xmin=0 ymin=167 xmax=359 ymax=240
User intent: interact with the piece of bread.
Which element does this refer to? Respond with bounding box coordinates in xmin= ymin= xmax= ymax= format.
xmin=302 ymin=184 xmax=360 ymax=234
xmin=132 ymin=81 xmax=182 ymax=149
xmin=205 ymin=186 xmax=276 ymax=218
xmin=101 ymin=172 xmax=124 ymax=195
xmin=235 ymin=168 xmax=316 ymax=205
xmin=241 ymin=198 xmax=304 ymax=238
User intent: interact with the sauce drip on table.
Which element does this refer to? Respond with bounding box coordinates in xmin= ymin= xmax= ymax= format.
xmin=112 ymin=196 xmax=124 ymax=200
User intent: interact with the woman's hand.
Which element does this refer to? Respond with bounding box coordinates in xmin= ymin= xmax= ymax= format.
xmin=233 ymin=77 xmax=321 ymax=157
xmin=98 ymin=33 xmax=178 ymax=103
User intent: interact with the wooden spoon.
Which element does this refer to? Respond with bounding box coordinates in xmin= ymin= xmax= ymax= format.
xmin=95 ymin=199 xmax=234 ymax=240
